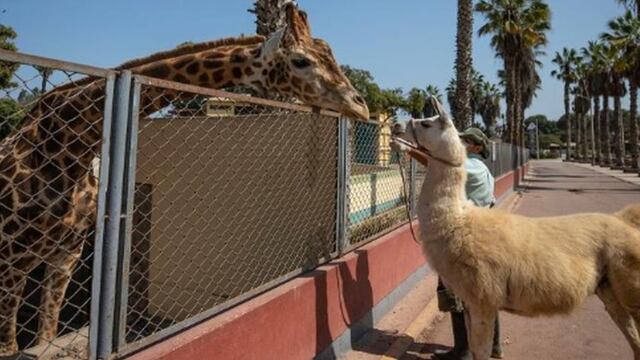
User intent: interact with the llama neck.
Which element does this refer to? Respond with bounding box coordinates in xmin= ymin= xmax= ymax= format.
xmin=417 ymin=162 xmax=467 ymax=239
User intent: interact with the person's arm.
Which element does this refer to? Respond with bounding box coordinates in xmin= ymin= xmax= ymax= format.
xmin=389 ymin=139 xmax=430 ymax=166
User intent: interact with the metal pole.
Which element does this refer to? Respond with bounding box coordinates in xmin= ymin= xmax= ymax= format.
xmin=96 ymin=70 xmax=133 ymax=360
xmin=115 ymin=79 xmax=142 ymax=349
xmin=336 ymin=117 xmax=349 ymax=255
xmin=89 ymin=73 xmax=116 ymax=360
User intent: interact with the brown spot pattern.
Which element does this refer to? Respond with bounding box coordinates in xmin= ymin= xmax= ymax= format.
xmin=232 ymin=67 xmax=243 ymax=79
xmin=212 ymin=69 xmax=225 ymax=84
xmin=186 ymin=62 xmax=200 ymax=75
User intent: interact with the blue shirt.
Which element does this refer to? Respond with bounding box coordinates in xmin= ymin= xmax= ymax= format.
xmin=465 ymin=153 xmax=495 ymax=207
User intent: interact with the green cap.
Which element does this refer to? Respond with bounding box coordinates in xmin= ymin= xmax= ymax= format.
xmin=460 ymin=127 xmax=491 ymax=159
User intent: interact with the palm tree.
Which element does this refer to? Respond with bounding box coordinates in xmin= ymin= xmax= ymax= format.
xmin=552 ymin=48 xmax=580 ymax=160
xmin=425 ymin=85 xmax=444 ymax=117
xmin=455 ymin=0 xmax=474 ymax=130
xmin=476 ymin=0 xmax=551 ymax=151
xmin=575 ymin=59 xmax=594 ymax=160
xmin=404 ymin=88 xmax=427 ymax=118
xmin=519 ymin=47 xmax=544 ymax=149
xmin=249 ymin=0 xmax=296 ymax=35
xmin=616 ymin=0 xmax=640 ymax=16
xmin=602 ymin=11 xmax=640 ymax=168
xmin=471 ymin=70 xmax=487 ymax=124
xmin=572 ymin=62 xmax=592 ymax=161
xmin=582 ymin=41 xmax=607 ymax=163
xmin=425 ymin=85 xmax=444 ymax=103
xmin=599 ymin=37 xmax=628 ymax=168
xmin=593 ymin=44 xmax=622 ymax=166
xmin=446 ymin=78 xmax=457 ymax=118
xmin=478 ymin=81 xmax=502 ymax=138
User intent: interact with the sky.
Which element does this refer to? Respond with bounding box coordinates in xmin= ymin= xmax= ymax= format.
xmin=1 ymin=0 xmax=631 ymax=122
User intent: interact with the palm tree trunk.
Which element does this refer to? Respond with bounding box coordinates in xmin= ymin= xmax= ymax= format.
xmin=602 ymin=92 xmax=612 ymax=165
xmin=564 ymin=81 xmax=572 ymax=160
xmin=455 ymin=0 xmax=473 ymax=130
xmin=576 ymin=111 xmax=582 ymax=160
xmin=582 ymin=112 xmax=588 ymax=160
xmin=505 ymin=58 xmax=516 ymax=144
xmin=515 ymin=63 xmax=524 ymax=170
xmin=614 ymin=91 xmax=625 ymax=167
xmin=630 ymin=80 xmax=639 ymax=169
xmin=594 ymin=96 xmax=601 ymax=163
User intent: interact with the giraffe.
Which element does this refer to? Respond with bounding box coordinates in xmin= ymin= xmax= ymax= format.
xmin=0 ymin=4 xmax=368 ymax=355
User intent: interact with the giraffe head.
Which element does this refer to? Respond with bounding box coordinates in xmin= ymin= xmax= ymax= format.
xmin=256 ymin=4 xmax=369 ymax=120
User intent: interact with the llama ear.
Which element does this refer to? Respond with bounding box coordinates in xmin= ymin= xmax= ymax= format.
xmin=430 ymin=96 xmax=452 ymax=126
xmin=261 ymin=27 xmax=286 ymax=56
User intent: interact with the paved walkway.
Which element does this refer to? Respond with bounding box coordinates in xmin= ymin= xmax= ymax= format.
xmin=411 ymin=160 xmax=640 ymax=360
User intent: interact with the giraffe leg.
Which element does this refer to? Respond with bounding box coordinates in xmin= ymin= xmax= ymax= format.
xmin=596 ymin=283 xmax=640 ymax=359
xmin=0 ymin=260 xmax=31 ymax=356
xmin=37 ymin=249 xmax=82 ymax=345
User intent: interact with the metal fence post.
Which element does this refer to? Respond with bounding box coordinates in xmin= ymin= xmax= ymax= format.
xmin=115 ymin=78 xmax=142 ymax=350
xmin=95 ymin=70 xmax=133 ymax=360
xmin=89 ymin=73 xmax=116 ymax=360
xmin=336 ymin=117 xmax=349 ymax=255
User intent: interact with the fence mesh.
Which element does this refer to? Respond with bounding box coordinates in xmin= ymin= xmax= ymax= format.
xmin=0 ymin=61 xmax=107 ymax=359
xmin=347 ymin=119 xmax=409 ymax=247
xmin=484 ymin=142 xmax=514 ymax=178
xmin=124 ymin=81 xmax=339 ymax=345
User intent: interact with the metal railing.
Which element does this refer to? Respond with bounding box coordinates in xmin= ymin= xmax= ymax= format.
xmin=0 ymin=50 xmax=529 ymax=360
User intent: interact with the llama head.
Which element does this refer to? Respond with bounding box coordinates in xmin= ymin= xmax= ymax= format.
xmin=396 ymin=97 xmax=466 ymax=166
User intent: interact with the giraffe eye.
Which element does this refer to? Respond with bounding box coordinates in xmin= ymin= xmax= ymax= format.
xmin=291 ymin=58 xmax=312 ymax=68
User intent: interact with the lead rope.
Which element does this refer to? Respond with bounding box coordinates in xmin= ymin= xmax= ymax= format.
xmin=397 ymin=153 xmax=420 ymax=244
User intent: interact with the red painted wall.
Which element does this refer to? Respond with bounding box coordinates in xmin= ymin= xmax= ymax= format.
xmin=126 ymin=164 xmax=526 ymax=360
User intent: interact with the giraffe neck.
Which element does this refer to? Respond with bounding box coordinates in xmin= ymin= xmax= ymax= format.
xmin=132 ymin=42 xmax=281 ymax=101
xmin=15 ymin=38 xmax=283 ymax=180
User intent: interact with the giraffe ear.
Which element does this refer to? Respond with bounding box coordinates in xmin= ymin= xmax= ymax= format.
xmin=261 ymin=27 xmax=286 ymax=56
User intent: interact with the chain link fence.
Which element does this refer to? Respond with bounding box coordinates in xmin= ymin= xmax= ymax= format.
xmin=0 ymin=50 xmax=531 ymax=360
xmin=122 ymin=76 xmax=339 ymax=350
xmin=0 ymin=51 xmax=114 ymax=359
xmin=485 ymin=142 xmax=514 ymax=178
xmin=346 ymin=119 xmax=410 ymax=248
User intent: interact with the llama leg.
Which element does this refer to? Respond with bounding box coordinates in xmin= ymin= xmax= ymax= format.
xmin=464 ymin=306 xmax=495 ymax=360
xmin=37 ymin=250 xmax=82 ymax=345
xmin=0 ymin=260 xmax=31 ymax=356
xmin=596 ymin=283 xmax=640 ymax=359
